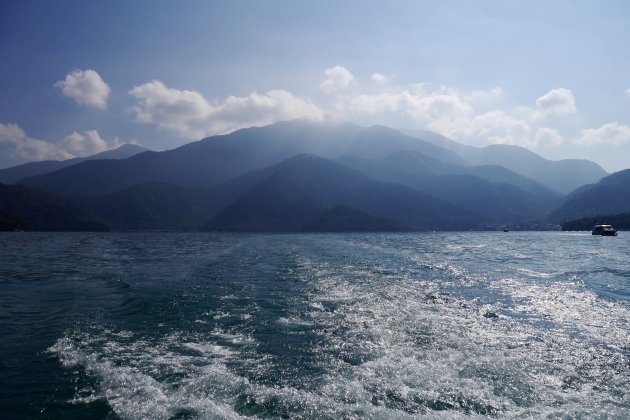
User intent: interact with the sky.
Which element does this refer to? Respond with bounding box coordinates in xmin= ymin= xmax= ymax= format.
xmin=2 ymin=0 xmax=630 ymax=172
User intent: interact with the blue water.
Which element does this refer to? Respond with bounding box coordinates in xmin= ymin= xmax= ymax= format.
xmin=1 ymin=232 xmax=629 ymax=419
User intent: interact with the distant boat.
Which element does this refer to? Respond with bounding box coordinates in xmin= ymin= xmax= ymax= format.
xmin=502 ymin=227 xmax=509 ymax=232
xmin=591 ymin=224 xmax=617 ymax=236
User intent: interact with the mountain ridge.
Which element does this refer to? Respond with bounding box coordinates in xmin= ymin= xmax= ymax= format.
xmin=404 ymin=129 xmax=608 ymax=193
xmin=18 ymin=119 xmax=605 ymax=199
xmin=0 ymin=143 xmax=149 ymax=185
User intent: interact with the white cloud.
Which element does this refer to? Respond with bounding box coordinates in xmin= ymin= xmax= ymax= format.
xmin=466 ymin=111 xmax=531 ymax=147
xmin=0 ymin=122 xmax=25 ymax=142
xmin=534 ymin=88 xmax=576 ymax=119
xmin=350 ymin=91 xmax=408 ymax=114
xmin=371 ymin=73 xmax=388 ymax=84
xmin=349 ymin=85 xmax=476 ymax=139
xmin=0 ymin=122 xmax=71 ymax=162
xmin=626 ymin=88 xmax=630 ymax=96
xmin=62 ymin=130 xmax=123 ymax=157
xmin=464 ymin=87 xmax=504 ymax=108
xmin=320 ymin=66 xmax=354 ymax=94
xmin=345 ymin=81 xmax=587 ymax=148
xmin=55 ymin=69 xmax=111 ymax=109
xmin=535 ymin=127 xmax=564 ymax=147
xmin=573 ymin=122 xmax=630 ymax=145
xmin=129 ymin=80 xmax=323 ymax=139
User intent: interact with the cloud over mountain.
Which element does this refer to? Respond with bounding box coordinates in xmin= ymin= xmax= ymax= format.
xmin=0 ymin=123 xmax=71 ymax=166
xmin=0 ymin=122 xmax=139 ymax=168
xmin=129 ymin=80 xmax=323 ymax=139
xmin=535 ymin=127 xmax=564 ymax=147
xmin=55 ymin=69 xmax=111 ymax=109
xmin=350 ymin=85 xmax=475 ymax=136
xmin=343 ymin=79 xmax=576 ymax=149
xmin=348 ymin=85 xmax=515 ymax=144
xmin=574 ymin=122 xmax=630 ymax=145
xmin=62 ymin=130 xmax=124 ymax=157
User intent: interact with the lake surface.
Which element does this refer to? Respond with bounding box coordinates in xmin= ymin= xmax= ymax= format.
xmin=1 ymin=232 xmax=629 ymax=419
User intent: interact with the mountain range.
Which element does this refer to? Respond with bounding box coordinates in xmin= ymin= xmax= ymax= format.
xmin=405 ymin=129 xmax=606 ymax=194
xmin=1 ymin=118 xmax=624 ymax=232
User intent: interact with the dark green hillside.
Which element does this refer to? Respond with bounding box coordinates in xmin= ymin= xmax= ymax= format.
xmin=0 ymin=184 xmax=107 ymax=231
xmin=561 ymin=212 xmax=630 ymax=231
xmin=71 ymin=183 xmax=216 ymax=231
xmin=0 ymin=210 xmax=28 ymax=231
xmin=302 ymin=206 xmax=410 ymax=232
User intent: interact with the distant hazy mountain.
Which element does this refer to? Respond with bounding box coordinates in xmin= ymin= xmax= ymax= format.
xmin=339 ymin=151 xmax=562 ymax=222
xmin=204 ymin=154 xmax=484 ymax=231
xmin=0 ymin=183 xmax=107 ymax=231
xmin=345 ymin=125 xmax=466 ymax=165
xmin=549 ymin=169 xmax=630 ymax=222
xmin=0 ymin=144 xmax=149 ymax=184
xmin=405 ymin=129 xmax=607 ymax=194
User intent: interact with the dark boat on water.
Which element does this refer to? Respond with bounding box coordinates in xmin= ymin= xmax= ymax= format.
xmin=592 ymin=224 xmax=617 ymax=236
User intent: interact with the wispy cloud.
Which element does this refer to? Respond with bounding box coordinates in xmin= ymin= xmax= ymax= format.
xmin=55 ymin=69 xmax=111 ymax=109
xmin=573 ymin=122 xmax=630 ymax=145
xmin=129 ymin=80 xmax=323 ymax=139
xmin=370 ymin=73 xmax=388 ymax=85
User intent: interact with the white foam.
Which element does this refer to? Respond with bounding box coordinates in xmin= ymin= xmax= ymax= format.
xmin=277 ymin=316 xmax=313 ymax=327
xmin=182 ymin=342 xmax=233 ymax=358
xmin=48 ymin=330 xmax=247 ymax=419
xmin=293 ymin=253 xmax=630 ymax=418
xmin=47 ymin=241 xmax=630 ymax=419
xmin=210 ymin=328 xmax=255 ymax=345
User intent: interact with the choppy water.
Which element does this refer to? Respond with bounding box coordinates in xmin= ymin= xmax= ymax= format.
xmin=1 ymin=232 xmax=629 ymax=419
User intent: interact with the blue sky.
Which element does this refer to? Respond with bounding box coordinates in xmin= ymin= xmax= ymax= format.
xmin=2 ymin=0 xmax=630 ymax=171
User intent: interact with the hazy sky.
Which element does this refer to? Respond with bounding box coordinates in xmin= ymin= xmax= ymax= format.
xmin=2 ymin=0 xmax=630 ymax=171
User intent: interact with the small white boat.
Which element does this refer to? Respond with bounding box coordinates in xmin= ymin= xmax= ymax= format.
xmin=591 ymin=224 xmax=617 ymax=236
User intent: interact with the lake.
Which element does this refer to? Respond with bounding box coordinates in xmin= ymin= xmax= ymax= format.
xmin=1 ymin=232 xmax=629 ymax=418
